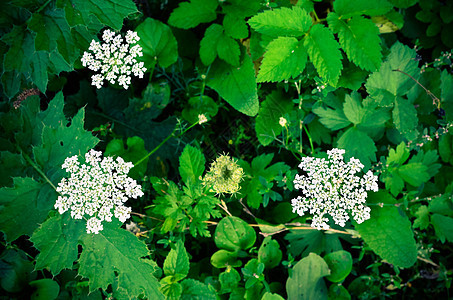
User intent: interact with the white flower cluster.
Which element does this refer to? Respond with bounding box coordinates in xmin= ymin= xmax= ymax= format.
xmin=291 ymin=148 xmax=378 ymax=230
xmin=55 ymin=149 xmax=144 ymax=234
xmin=81 ymin=29 xmax=147 ymax=90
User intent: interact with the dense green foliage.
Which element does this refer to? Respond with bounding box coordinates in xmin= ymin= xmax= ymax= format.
xmin=1 ymin=0 xmax=453 ymax=299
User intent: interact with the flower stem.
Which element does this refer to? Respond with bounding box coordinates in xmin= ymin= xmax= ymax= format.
xmin=18 ymin=146 xmax=58 ymax=191
xmin=135 ymin=120 xmax=198 ymax=166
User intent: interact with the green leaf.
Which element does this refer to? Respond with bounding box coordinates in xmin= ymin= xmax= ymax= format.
xmin=303 ymin=24 xmax=343 ymax=86
xmin=211 ymin=249 xmax=242 ymax=268
xmin=104 ymin=136 xmax=149 ymax=179
xmin=441 ymin=70 xmax=453 ymax=121
xmin=392 ymin=97 xmax=419 ymax=140
xmin=248 ymin=6 xmax=312 ymax=38
xmin=30 ymin=51 xmax=50 ymax=93
xmin=286 ymin=253 xmax=329 ymax=300
xmin=0 ymin=249 xmax=35 ymax=293
xmin=323 ymin=250 xmax=353 ymax=283
xmin=28 ymin=8 xmax=78 ymax=65
xmin=31 ymin=213 xmax=85 ymax=275
xmin=215 ymin=216 xmax=256 ymax=252
xmin=386 ymin=142 xmax=410 ymax=166
xmin=179 ymin=145 xmax=205 ymax=185
xmin=217 ymin=34 xmax=240 ymax=66
xmin=168 ymin=0 xmax=218 ymax=29
xmin=221 ymin=0 xmax=261 ymax=18
xmin=381 ymin=172 xmax=405 ymax=196
xmin=343 ymin=92 xmax=365 ymax=125
xmin=366 ymin=42 xmax=419 ymax=97
xmin=2 ymin=25 xmax=34 ymax=73
xmin=181 ymin=96 xmax=218 ymax=124
xmin=199 ymin=24 xmax=224 ymax=66
xmin=354 ymin=191 xmax=417 ymax=268
xmin=255 ymin=90 xmax=294 ymax=146
xmin=257 ymin=37 xmax=307 ymax=82
xmin=29 ymin=279 xmax=60 ymax=300
xmin=337 ymin=127 xmax=377 ymax=170
xmin=413 ymin=205 xmax=430 ymax=230
xmin=285 ymin=229 xmax=342 ymax=258
xmin=328 ymin=14 xmax=382 ymax=71
xmin=0 ymin=178 xmax=49 ymax=242
xmin=78 ymin=221 xmax=164 ymax=299
xmin=136 ymin=18 xmax=178 ymax=69
xmin=312 ymin=100 xmax=351 ymax=131
xmin=358 ymin=97 xmax=391 ymax=131
xmin=328 ymin=284 xmax=351 ymax=300
xmin=223 ymin=14 xmax=248 ymax=39
xmin=431 ymin=214 xmax=453 ymax=243
xmin=70 ymin=0 xmax=137 ymax=30
xmin=219 ymin=267 xmax=241 ymax=291
xmin=258 ymin=236 xmax=282 ymax=269
xmin=262 ymin=292 xmax=285 ymax=300
xmin=180 ymin=279 xmax=217 ymax=300
xmin=163 ymin=240 xmax=190 ymax=280
xmin=398 ymin=162 xmax=429 ymax=187
xmin=207 ymin=54 xmax=259 ymax=116
xmin=333 ymin=0 xmax=393 ymax=18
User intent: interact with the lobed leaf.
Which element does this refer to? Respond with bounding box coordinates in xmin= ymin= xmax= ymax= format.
xmin=168 ymin=0 xmax=218 ymax=29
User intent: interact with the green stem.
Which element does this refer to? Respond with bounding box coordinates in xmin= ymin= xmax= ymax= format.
xmin=135 ymin=121 xmax=198 ymax=166
xmin=303 ymin=125 xmax=314 ymax=154
xmin=19 ymin=146 xmax=58 ymax=191
xmin=36 ymin=0 xmax=52 ymax=13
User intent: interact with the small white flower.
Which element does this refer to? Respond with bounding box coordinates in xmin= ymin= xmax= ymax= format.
xmin=291 ymin=148 xmax=378 ymax=230
xmin=55 ymin=150 xmax=143 ymax=234
xmin=279 ymin=117 xmax=287 ymax=127
xmin=82 ymin=29 xmax=147 ymax=90
xmin=198 ymin=114 xmax=208 ymax=124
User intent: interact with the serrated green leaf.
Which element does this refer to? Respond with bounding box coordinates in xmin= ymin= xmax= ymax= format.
xmin=333 ymin=0 xmax=393 ymax=18
xmin=257 ymin=37 xmax=307 ymax=82
xmin=248 ymin=6 xmax=312 ymax=38
xmin=366 ymin=42 xmax=419 ymax=97
xmin=180 ymin=279 xmax=216 ymax=299
xmin=381 ymin=172 xmax=405 ymax=196
xmin=312 ymin=101 xmax=351 ymax=131
xmin=0 ymin=177 xmax=48 ymax=242
xmin=0 ymin=151 xmax=27 ymax=187
xmin=168 ymin=0 xmax=218 ymax=29
xmin=328 ymin=13 xmax=382 ymax=71
xmin=223 ymin=14 xmax=248 ymax=39
xmin=136 ymin=18 xmax=178 ymax=72
xmin=104 ymin=136 xmax=149 ymax=179
xmin=286 ymin=253 xmax=329 ymax=300
xmin=413 ymin=205 xmax=430 ymax=230
xmin=354 ymin=191 xmax=417 ymax=268
xmin=70 ymin=0 xmax=137 ymax=30
xmin=304 ymin=24 xmax=343 ymax=86
xmin=358 ymin=97 xmax=391 ymax=131
xmin=30 ymin=51 xmax=50 ymax=93
xmin=392 ymin=96 xmax=419 ymax=140
xmin=28 ymin=8 xmax=78 ymax=65
xmin=207 ymin=55 xmax=258 ymax=116
xmin=337 ymin=127 xmax=377 ymax=170
xmin=31 ymin=213 xmax=85 ymax=275
xmin=2 ymin=25 xmax=34 ymax=73
xmin=217 ymin=34 xmax=240 ymax=66
xmin=387 ymin=142 xmax=410 ymax=166
xmin=343 ymin=92 xmax=365 ymax=125
xmin=431 ymin=214 xmax=453 ymax=243
xmin=78 ymin=221 xmax=163 ymax=299
xmin=255 ymin=90 xmax=293 ymax=146
xmin=163 ymin=240 xmax=190 ymax=280
xmin=179 ymin=145 xmax=205 ymax=185
xmin=199 ymin=24 xmax=223 ymax=66
xmin=398 ymin=162 xmax=429 ymax=187
xmin=215 ymin=216 xmax=256 ymax=252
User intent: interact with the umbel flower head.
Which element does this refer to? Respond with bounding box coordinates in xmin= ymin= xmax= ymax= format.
xmin=203 ymin=154 xmax=244 ymax=195
xmin=81 ymin=29 xmax=147 ymax=89
xmin=291 ymin=148 xmax=378 ymax=230
xmin=55 ymin=149 xmax=144 ymax=234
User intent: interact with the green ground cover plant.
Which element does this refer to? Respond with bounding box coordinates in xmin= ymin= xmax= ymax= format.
xmin=0 ymin=0 xmax=452 ymax=299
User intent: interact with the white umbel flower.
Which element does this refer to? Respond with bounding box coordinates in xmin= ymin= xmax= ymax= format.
xmin=291 ymin=148 xmax=378 ymax=230
xmin=55 ymin=149 xmax=144 ymax=234
xmin=81 ymin=29 xmax=147 ymax=90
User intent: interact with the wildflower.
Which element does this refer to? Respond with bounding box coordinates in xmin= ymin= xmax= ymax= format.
xmin=55 ymin=149 xmax=143 ymax=234
xmin=81 ymin=29 xmax=147 ymax=90
xmin=279 ymin=117 xmax=287 ymax=127
xmin=291 ymin=148 xmax=378 ymax=230
xmin=198 ymin=114 xmax=208 ymax=125
xmin=203 ymin=154 xmax=244 ymax=195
